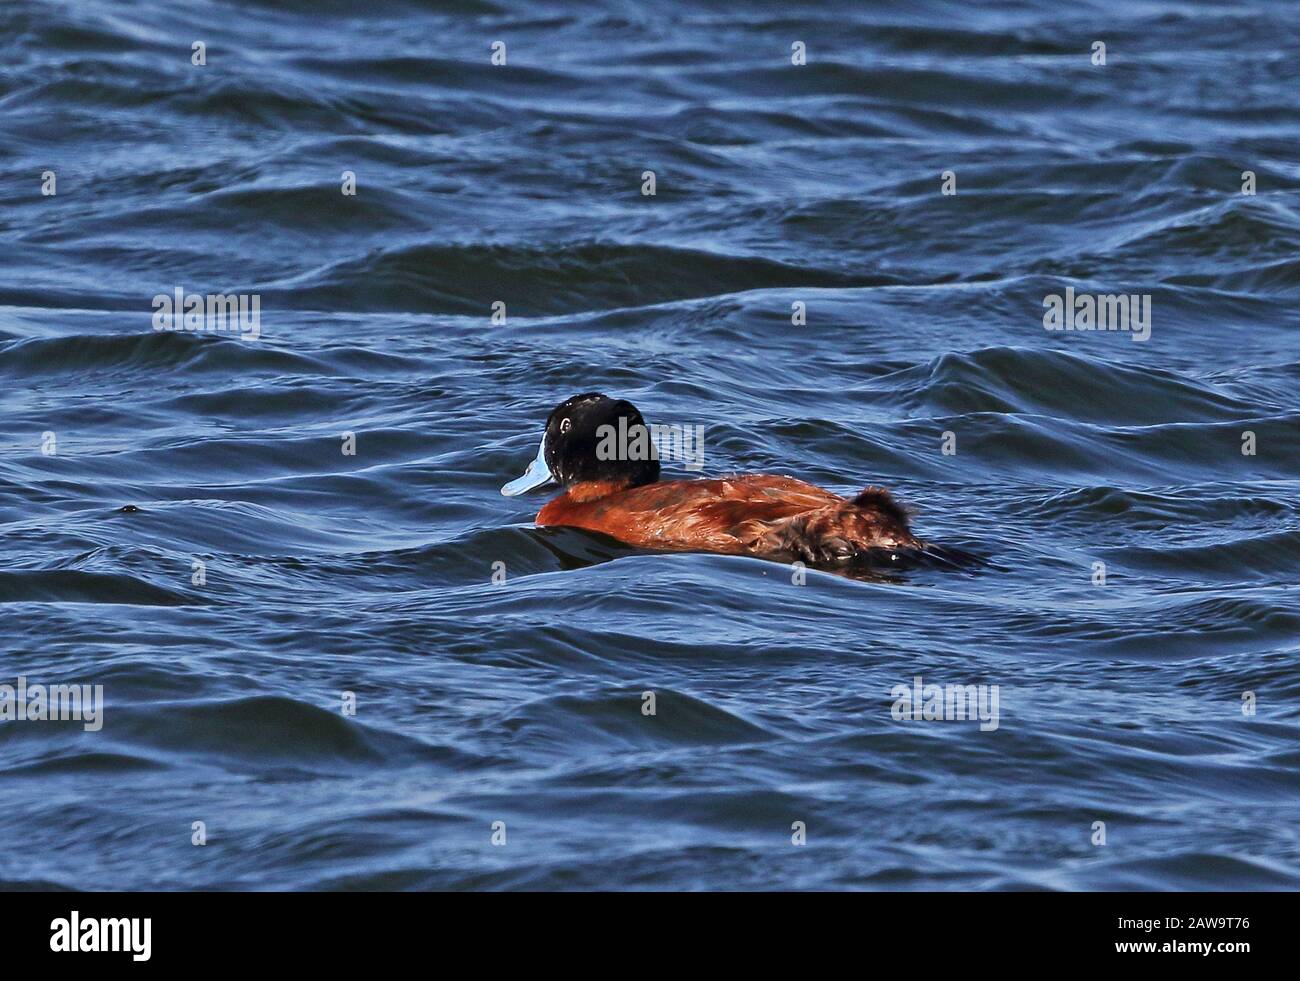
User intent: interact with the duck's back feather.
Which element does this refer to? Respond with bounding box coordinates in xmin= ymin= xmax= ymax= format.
xmin=536 ymin=475 xmax=919 ymax=562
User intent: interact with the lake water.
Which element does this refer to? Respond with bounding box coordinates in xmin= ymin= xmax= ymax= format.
xmin=2 ymin=0 xmax=1298 ymax=890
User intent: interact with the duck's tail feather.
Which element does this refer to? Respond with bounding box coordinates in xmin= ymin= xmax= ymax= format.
xmin=851 ymin=486 xmax=911 ymax=525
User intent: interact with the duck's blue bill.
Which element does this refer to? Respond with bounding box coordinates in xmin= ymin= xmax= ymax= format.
xmin=501 ymin=435 xmax=555 ymax=496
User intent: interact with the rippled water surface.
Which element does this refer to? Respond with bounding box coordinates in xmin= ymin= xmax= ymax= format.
xmin=2 ymin=0 xmax=1299 ymax=890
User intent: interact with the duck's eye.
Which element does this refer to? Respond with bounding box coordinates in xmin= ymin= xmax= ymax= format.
xmin=560 ymin=418 xmax=572 ymax=434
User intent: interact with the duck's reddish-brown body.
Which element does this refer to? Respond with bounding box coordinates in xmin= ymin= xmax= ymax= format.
xmin=536 ymin=474 xmax=920 ymax=563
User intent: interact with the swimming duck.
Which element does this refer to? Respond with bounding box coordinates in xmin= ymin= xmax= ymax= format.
xmin=501 ymin=394 xmax=922 ymax=565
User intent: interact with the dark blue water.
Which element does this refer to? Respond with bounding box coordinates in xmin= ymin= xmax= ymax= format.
xmin=2 ymin=0 xmax=1299 ymax=890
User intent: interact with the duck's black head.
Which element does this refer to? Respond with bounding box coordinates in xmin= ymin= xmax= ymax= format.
xmin=502 ymin=393 xmax=660 ymax=496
